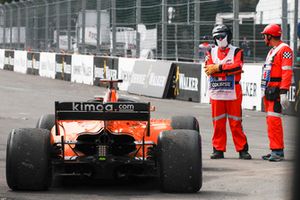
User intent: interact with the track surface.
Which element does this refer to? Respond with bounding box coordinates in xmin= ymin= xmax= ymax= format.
xmin=0 ymin=70 xmax=297 ymax=200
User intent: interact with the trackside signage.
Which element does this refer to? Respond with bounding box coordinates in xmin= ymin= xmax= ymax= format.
xmin=200 ymin=62 xmax=210 ymax=103
xmin=26 ymin=52 xmax=40 ymax=75
xmin=0 ymin=49 xmax=5 ymax=69
xmin=118 ymin=57 xmax=136 ymax=91
xmin=201 ymin=63 xmax=263 ymax=110
xmin=55 ymin=54 xmax=72 ymax=81
xmin=71 ymin=55 xmax=94 ymax=85
xmin=14 ymin=50 xmax=27 ymax=74
xmin=241 ymin=63 xmax=262 ymax=111
xmin=4 ymin=50 xmax=14 ymax=71
xmin=283 ymin=67 xmax=300 ymax=116
xmin=172 ymin=62 xmax=201 ymax=102
xmin=94 ymin=56 xmax=118 ymax=87
xmin=127 ymin=60 xmax=173 ymax=98
xmin=39 ymin=52 xmax=56 ymax=79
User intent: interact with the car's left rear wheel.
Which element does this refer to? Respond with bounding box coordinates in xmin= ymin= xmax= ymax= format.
xmin=36 ymin=114 xmax=55 ymax=131
xmin=6 ymin=128 xmax=52 ymax=190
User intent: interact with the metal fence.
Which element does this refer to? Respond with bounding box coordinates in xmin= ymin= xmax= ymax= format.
xmin=0 ymin=0 xmax=298 ymax=63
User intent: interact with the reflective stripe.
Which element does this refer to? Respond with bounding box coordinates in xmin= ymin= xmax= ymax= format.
xmin=267 ymin=111 xmax=282 ymax=118
xmin=228 ymin=114 xmax=242 ymax=121
xmin=282 ymin=66 xmax=292 ymax=70
xmin=212 ymin=113 xmax=227 ymax=121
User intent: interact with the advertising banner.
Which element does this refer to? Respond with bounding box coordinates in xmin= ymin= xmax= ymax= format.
xmin=0 ymin=49 xmax=5 ymax=69
xmin=71 ymin=54 xmax=94 ymax=85
xmin=128 ymin=60 xmax=173 ymax=98
xmin=117 ymin=57 xmax=136 ymax=91
xmin=172 ymin=62 xmax=201 ymax=102
xmin=26 ymin=52 xmax=40 ymax=75
xmin=39 ymin=52 xmax=56 ymax=79
xmin=241 ymin=63 xmax=263 ymax=111
xmin=4 ymin=50 xmax=14 ymax=71
xmin=201 ymin=63 xmax=263 ymax=111
xmin=13 ymin=50 xmax=27 ymax=74
xmin=56 ymin=54 xmax=72 ymax=81
xmin=283 ymin=67 xmax=300 ymax=116
xmin=200 ymin=62 xmax=210 ymax=103
xmin=94 ymin=56 xmax=118 ymax=87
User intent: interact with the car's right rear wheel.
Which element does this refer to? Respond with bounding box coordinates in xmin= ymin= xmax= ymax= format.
xmin=171 ymin=116 xmax=199 ymax=132
xmin=157 ymin=129 xmax=202 ymax=193
xmin=6 ymin=128 xmax=52 ymax=190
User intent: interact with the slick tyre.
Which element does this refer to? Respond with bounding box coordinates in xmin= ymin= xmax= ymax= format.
xmin=157 ymin=130 xmax=202 ymax=193
xmin=171 ymin=116 xmax=199 ymax=132
xmin=6 ymin=128 xmax=52 ymax=190
xmin=36 ymin=114 xmax=55 ymax=131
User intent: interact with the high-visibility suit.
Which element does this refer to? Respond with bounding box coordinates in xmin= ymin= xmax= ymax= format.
xmin=261 ymin=42 xmax=293 ymax=150
xmin=206 ymin=44 xmax=248 ymax=152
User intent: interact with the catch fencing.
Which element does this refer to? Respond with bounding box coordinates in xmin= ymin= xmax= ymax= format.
xmin=0 ymin=0 xmax=298 ymax=63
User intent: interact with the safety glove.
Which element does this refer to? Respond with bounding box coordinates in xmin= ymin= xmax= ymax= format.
xmin=204 ymin=64 xmax=220 ymax=76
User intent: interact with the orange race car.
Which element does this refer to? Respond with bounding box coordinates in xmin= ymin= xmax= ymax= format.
xmin=6 ymin=79 xmax=202 ymax=193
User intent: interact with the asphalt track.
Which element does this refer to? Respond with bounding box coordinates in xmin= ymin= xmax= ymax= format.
xmin=0 ymin=69 xmax=297 ymax=200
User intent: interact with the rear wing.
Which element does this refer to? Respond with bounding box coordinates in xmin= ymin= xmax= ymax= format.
xmin=55 ymin=101 xmax=150 ymax=121
xmin=55 ymin=101 xmax=151 ymax=136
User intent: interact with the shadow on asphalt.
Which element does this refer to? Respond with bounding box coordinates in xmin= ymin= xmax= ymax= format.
xmin=47 ymin=176 xmax=245 ymax=198
xmin=51 ymin=176 xmax=161 ymax=194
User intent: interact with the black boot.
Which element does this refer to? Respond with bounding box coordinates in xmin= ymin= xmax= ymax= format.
xmin=239 ymin=144 xmax=252 ymax=160
xmin=210 ymin=148 xmax=224 ymax=159
xmin=239 ymin=151 xmax=252 ymax=159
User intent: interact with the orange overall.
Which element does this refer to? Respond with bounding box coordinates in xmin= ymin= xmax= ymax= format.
xmin=262 ymin=42 xmax=293 ymax=150
xmin=206 ymin=45 xmax=248 ymax=152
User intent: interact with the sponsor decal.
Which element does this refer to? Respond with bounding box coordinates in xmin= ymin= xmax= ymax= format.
xmin=131 ymin=73 xmax=146 ymax=84
xmin=288 ymin=85 xmax=296 ymax=102
xmin=72 ymin=103 xmax=135 ymax=112
xmin=82 ymin=62 xmax=92 ymax=76
xmin=65 ymin=64 xmax=71 ymax=74
xmin=210 ymin=81 xmax=232 ymax=89
xmin=149 ymin=73 xmax=166 ymax=87
xmin=242 ymin=82 xmax=257 ymax=97
xmin=95 ymin=68 xmax=117 ymax=79
xmin=118 ymin=104 xmax=135 ymax=111
xmin=120 ymin=70 xmax=132 ymax=82
xmin=179 ymin=73 xmax=198 ymax=91
xmin=72 ymin=103 xmax=112 ymax=111
xmin=73 ymin=62 xmax=92 ymax=76
xmin=73 ymin=65 xmax=81 ymax=75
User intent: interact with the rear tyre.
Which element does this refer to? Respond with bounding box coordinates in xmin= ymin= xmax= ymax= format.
xmin=171 ymin=116 xmax=199 ymax=132
xmin=36 ymin=114 xmax=55 ymax=131
xmin=6 ymin=128 xmax=52 ymax=190
xmin=157 ymin=129 xmax=202 ymax=193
